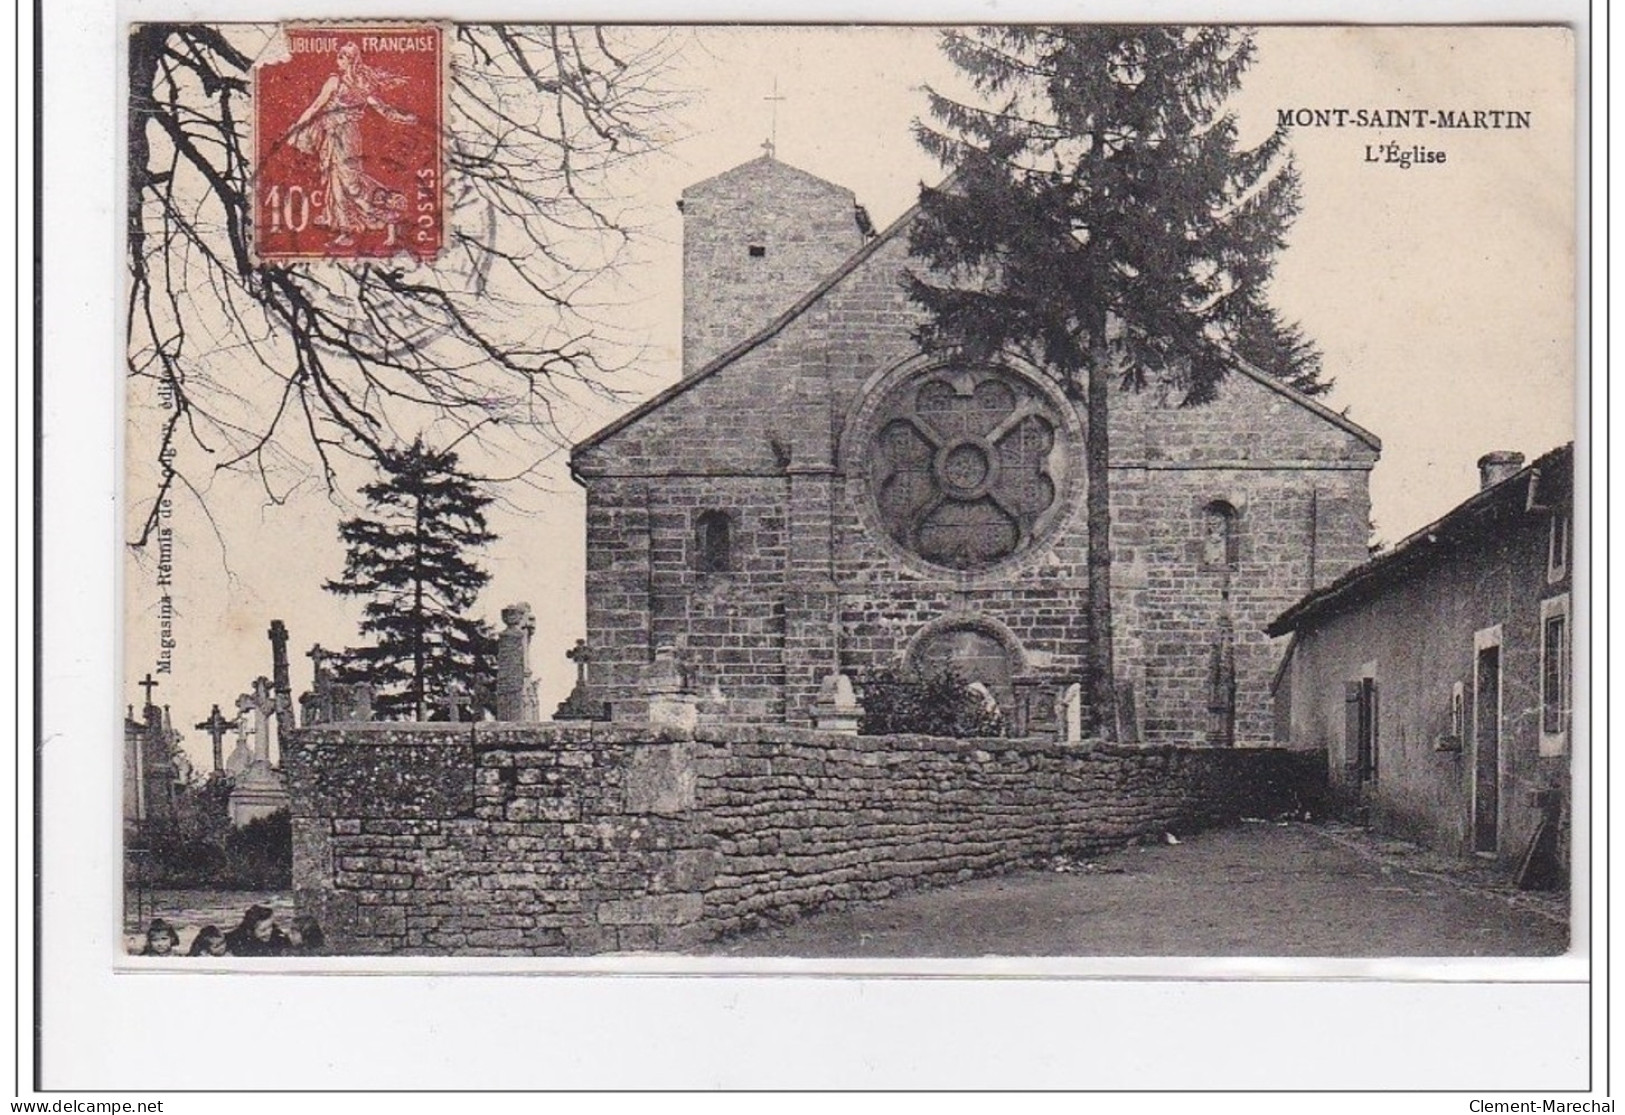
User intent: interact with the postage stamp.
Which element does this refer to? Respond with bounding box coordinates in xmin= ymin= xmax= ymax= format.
xmin=252 ymin=24 xmax=444 ymax=261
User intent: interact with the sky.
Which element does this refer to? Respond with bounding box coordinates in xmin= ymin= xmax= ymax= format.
xmin=123 ymin=25 xmax=1578 ymax=776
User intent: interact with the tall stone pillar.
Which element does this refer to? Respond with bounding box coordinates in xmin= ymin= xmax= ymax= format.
xmin=495 ymin=603 xmax=540 ymax=722
xmin=268 ymin=620 xmax=296 ymax=738
xmin=781 ymin=356 xmax=842 ymax=724
xmin=1206 ymin=613 xmax=1237 ymax=747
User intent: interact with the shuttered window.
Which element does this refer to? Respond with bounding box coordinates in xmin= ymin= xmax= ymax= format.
xmin=1345 ymin=676 xmax=1378 ymax=780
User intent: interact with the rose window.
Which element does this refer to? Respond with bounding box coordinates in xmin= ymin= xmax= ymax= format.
xmin=868 ymin=366 xmax=1071 ymax=570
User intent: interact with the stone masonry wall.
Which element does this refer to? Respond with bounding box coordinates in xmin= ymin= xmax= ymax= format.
xmin=288 ymin=722 xmax=1325 ymax=955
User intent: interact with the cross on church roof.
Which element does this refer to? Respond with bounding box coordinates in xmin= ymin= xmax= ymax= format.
xmin=763 ymin=78 xmax=787 ymax=159
xmin=137 ymin=673 xmax=158 ymax=707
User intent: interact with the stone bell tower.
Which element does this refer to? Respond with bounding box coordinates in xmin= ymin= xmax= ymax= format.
xmin=678 ymin=152 xmax=868 ymax=376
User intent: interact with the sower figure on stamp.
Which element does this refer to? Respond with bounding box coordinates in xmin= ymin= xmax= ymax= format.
xmin=284 ymin=41 xmax=416 ymax=247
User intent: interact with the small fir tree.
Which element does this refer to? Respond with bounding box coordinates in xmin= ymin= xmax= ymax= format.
xmin=908 ymin=27 xmax=1325 ymax=738
xmin=326 ymin=439 xmax=498 ymax=720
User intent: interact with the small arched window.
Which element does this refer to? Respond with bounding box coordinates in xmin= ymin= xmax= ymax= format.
xmin=694 ymin=510 xmax=732 ymax=574
xmin=1202 ymin=501 xmax=1239 ymax=571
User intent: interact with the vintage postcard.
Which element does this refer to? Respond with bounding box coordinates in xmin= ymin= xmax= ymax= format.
xmin=120 ymin=23 xmax=1577 ymax=968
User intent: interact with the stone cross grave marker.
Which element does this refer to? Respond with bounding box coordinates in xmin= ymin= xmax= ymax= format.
xmin=194 ymin=704 xmax=235 ymax=774
xmin=250 ymin=676 xmax=279 ymax=764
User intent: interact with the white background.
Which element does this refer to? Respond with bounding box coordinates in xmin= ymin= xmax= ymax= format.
xmin=21 ymin=0 xmax=1606 ymax=1102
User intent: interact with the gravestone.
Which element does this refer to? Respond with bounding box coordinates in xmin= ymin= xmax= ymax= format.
xmin=443 ymin=678 xmax=469 ymax=723
xmin=225 ymin=692 xmax=256 ymax=776
xmin=811 ymin=673 xmax=863 ymax=734
xmin=642 ymin=644 xmax=697 ymax=731
xmin=1010 ymin=677 xmax=1059 ymax=740
xmin=1059 ymin=683 xmax=1083 ymax=744
xmin=300 ymin=644 xmax=334 ymax=727
xmin=495 ymin=603 xmax=539 ymax=721
xmin=554 ymin=638 xmax=601 ymax=720
xmin=194 ymin=704 xmax=235 ymax=774
xmin=299 ymin=644 xmax=375 ymax=724
xmin=229 ymin=676 xmax=290 ymax=825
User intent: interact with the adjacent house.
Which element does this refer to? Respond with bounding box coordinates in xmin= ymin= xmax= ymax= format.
xmin=1267 ymin=444 xmax=1574 ymax=880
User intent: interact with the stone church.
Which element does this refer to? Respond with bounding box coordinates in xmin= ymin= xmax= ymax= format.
xmin=570 ymin=153 xmax=1380 ymax=745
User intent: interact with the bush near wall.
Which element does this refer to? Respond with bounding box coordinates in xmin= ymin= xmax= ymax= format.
xmin=857 ymin=666 xmax=1006 ymax=738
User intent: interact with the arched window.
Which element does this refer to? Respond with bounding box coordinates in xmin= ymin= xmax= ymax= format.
xmin=1202 ymin=501 xmax=1239 ymax=571
xmin=694 ymin=510 xmax=732 ymax=574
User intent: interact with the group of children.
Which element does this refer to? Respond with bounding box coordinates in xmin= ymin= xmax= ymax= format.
xmin=135 ymin=903 xmax=326 ymax=957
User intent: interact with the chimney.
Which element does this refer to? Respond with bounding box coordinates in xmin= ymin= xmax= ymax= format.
xmin=1477 ymin=451 xmax=1526 ymax=490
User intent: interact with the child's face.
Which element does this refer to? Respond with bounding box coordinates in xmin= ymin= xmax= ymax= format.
xmin=148 ymin=933 xmax=174 ymax=955
xmin=253 ymin=918 xmax=276 ymax=942
xmin=206 ymin=937 xmax=228 ymax=957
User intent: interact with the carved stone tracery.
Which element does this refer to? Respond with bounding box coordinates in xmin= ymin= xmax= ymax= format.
xmin=868 ymin=366 xmax=1070 ymax=570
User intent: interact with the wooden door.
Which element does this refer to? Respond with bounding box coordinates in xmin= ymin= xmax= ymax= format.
xmin=1472 ymin=645 xmax=1501 ymax=854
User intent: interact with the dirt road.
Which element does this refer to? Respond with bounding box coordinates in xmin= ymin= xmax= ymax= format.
xmin=706 ymin=822 xmax=1569 ymax=958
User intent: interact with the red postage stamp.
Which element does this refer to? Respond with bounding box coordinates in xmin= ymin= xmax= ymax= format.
xmin=253 ymin=24 xmax=444 ymax=262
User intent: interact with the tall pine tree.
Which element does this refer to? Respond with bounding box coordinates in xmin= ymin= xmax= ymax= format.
xmin=326 ymin=439 xmax=498 ymax=720
xmin=908 ymin=27 xmax=1324 ymax=739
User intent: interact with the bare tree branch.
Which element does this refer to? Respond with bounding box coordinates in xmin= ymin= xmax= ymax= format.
xmin=127 ymin=23 xmax=685 ymax=547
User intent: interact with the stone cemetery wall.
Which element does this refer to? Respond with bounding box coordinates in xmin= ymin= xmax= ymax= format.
xmin=287 ymin=723 xmax=1325 ymax=955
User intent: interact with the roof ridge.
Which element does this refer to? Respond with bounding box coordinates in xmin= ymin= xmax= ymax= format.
xmin=574 ymin=179 xmax=1386 ymax=463
xmin=1266 ymin=441 xmax=1573 ymax=635
xmin=680 ymin=153 xmax=856 ymax=199
xmin=1223 ymin=353 xmax=1382 ymax=452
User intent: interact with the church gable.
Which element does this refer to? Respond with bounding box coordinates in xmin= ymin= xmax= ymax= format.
xmin=679 ymin=155 xmax=867 ymax=376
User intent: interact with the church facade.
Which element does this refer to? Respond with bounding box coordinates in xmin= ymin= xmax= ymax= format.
xmin=571 ymin=154 xmax=1380 ymax=745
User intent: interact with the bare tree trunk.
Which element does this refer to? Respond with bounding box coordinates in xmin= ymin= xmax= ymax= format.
xmin=413 ymin=494 xmax=425 ymax=722
xmin=1085 ymin=342 xmax=1118 ymax=742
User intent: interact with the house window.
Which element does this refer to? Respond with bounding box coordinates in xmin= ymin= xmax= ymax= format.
xmin=1202 ymin=501 xmax=1239 ymax=571
xmin=1448 ymin=681 xmax=1465 ymax=745
xmin=1540 ymin=594 xmax=1571 ymax=755
xmin=747 ymin=244 xmax=766 ymax=258
xmin=694 ymin=510 xmax=732 ymax=573
xmin=1548 ymin=514 xmax=1570 ymax=583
